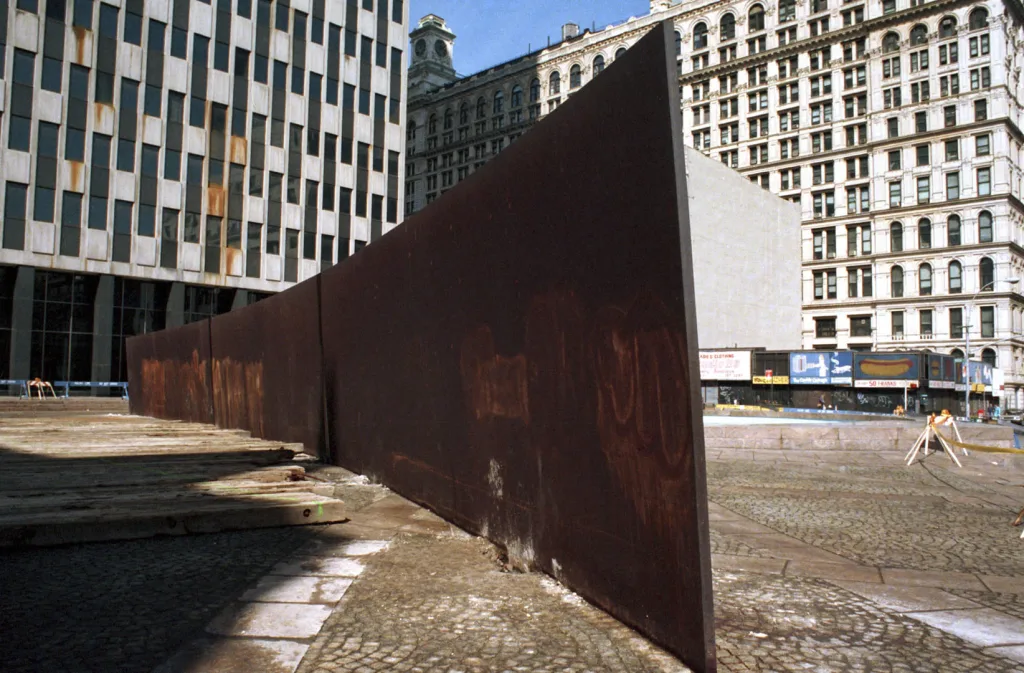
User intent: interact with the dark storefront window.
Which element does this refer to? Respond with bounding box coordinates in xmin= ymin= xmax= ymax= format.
xmin=0 ymin=267 xmax=15 ymax=379
xmin=110 ymin=278 xmax=169 ymax=383
xmin=30 ymin=271 xmax=98 ymax=382
xmin=183 ymin=285 xmax=235 ymax=324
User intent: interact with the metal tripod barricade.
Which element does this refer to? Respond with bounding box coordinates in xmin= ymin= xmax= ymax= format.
xmin=905 ymin=414 xmax=963 ymax=468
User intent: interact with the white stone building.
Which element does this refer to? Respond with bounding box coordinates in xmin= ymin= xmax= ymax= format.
xmin=0 ymin=0 xmax=408 ymax=385
xmin=406 ymin=0 xmax=1024 ymax=407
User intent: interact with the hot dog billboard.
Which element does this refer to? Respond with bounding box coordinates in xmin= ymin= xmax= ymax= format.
xmin=853 ymin=353 xmax=920 ymax=381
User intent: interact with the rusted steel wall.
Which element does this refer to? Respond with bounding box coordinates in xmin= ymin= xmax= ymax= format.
xmin=126 ymin=319 xmax=213 ymax=424
xmin=209 ymin=277 xmax=325 ymax=456
xmin=318 ymin=23 xmax=715 ymax=672
xmin=126 ymin=22 xmax=715 ymax=673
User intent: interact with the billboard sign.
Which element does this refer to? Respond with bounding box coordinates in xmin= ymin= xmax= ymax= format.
xmin=789 ymin=351 xmax=853 ymax=385
xmin=699 ymin=350 xmax=751 ymax=381
xmin=854 ymin=353 xmax=920 ymax=381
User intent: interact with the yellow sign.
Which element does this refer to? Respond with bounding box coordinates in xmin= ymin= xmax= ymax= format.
xmin=971 ymin=383 xmax=986 ymax=393
xmin=753 ymin=376 xmax=789 ymax=385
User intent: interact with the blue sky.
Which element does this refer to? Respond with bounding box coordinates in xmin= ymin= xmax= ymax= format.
xmin=409 ymin=0 xmax=651 ymax=76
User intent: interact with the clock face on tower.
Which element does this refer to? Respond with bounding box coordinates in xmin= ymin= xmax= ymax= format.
xmin=415 ymin=39 xmax=427 ymax=56
xmin=434 ymin=40 xmax=448 ymax=58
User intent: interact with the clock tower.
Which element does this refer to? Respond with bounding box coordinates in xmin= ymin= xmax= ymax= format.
xmin=408 ymin=15 xmax=457 ymax=97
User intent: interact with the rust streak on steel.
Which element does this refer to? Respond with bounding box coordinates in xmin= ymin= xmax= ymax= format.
xmin=127 ymin=22 xmax=715 ymax=673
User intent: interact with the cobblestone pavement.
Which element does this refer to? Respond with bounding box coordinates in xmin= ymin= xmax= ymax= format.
xmin=0 ymin=527 xmax=316 ymax=673
xmin=4 ymin=434 xmax=1023 ymax=673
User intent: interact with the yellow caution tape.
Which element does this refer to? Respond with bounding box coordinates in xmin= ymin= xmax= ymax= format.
xmin=931 ymin=426 xmax=1024 ymax=455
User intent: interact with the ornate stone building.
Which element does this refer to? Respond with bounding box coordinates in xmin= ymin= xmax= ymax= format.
xmin=407 ymin=0 xmax=1024 ymax=407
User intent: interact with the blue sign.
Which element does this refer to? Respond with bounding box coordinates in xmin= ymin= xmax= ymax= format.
xmin=789 ymin=351 xmax=853 ymax=386
xmin=790 ymin=352 xmax=830 ymax=384
xmin=968 ymin=361 xmax=993 ymax=385
xmin=830 ymin=352 xmax=853 ymax=386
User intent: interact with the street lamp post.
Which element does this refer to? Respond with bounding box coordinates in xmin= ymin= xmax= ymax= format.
xmin=964 ymin=277 xmax=1020 ymax=418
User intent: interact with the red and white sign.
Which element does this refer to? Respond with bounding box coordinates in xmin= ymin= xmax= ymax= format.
xmin=855 ymin=380 xmax=918 ymax=389
xmin=765 ymin=369 xmax=773 ymax=378
xmin=699 ymin=351 xmax=752 ymax=381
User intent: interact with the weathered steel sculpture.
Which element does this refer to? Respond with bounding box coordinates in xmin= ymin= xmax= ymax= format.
xmin=128 ymin=22 xmax=716 ymax=672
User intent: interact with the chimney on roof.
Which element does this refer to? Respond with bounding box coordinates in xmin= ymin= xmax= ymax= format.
xmin=562 ymin=23 xmax=580 ymax=40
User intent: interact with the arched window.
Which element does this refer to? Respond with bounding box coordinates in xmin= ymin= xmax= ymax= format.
xmin=951 ymin=347 xmax=965 ymax=360
xmin=549 ymin=71 xmax=561 ymax=96
xmin=529 ymin=78 xmax=541 ymax=103
xmin=615 ymin=47 xmax=627 ymax=60
xmin=969 ymin=7 xmax=988 ymax=29
xmin=569 ymin=64 xmax=582 ymax=89
xmin=910 ymin=24 xmax=928 ymax=45
xmin=675 ymin=31 xmax=682 ymax=56
xmin=919 ymin=263 xmax=933 ymax=295
xmin=459 ymin=102 xmax=469 ymax=125
xmin=982 ymin=348 xmax=997 ymax=367
xmin=749 ymin=4 xmax=765 ymax=31
xmin=980 ymin=257 xmax=995 ymax=289
xmin=949 ymin=261 xmax=963 ymax=293
xmin=476 ymin=97 xmax=486 ymax=119
xmin=443 ymin=108 xmax=453 ymax=130
xmin=882 ymin=32 xmax=900 ymax=53
xmin=493 ymin=90 xmax=504 ymax=114
xmin=948 ymin=214 xmax=962 ymax=246
xmin=693 ymin=23 xmax=708 ymax=50
xmin=979 ymin=210 xmax=993 ymax=242
xmin=428 ymin=113 xmax=437 ymax=134
xmin=919 ymin=218 xmax=932 ymax=249
xmin=510 ymin=84 xmax=523 ymax=108
xmin=891 ymin=222 xmax=904 ymax=252
xmin=939 ymin=16 xmax=957 ymax=37
xmin=720 ymin=13 xmax=736 ymax=40
xmin=406 ymin=119 xmax=417 ymax=141
xmin=891 ymin=265 xmax=905 ymax=297
xmin=593 ymin=54 xmax=605 ymax=75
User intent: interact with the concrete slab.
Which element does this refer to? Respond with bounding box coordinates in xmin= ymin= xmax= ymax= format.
xmin=709 ymin=520 xmax=777 ymax=535
xmin=906 ymin=608 xmax=1024 ymax=648
xmin=297 ymin=538 xmax=390 ymax=557
xmin=986 ymin=644 xmax=1024 ymax=664
xmin=830 ymin=581 xmax=984 ymax=613
xmin=978 ymin=575 xmax=1024 ymax=594
xmin=880 ymin=568 xmax=990 ymax=591
xmin=154 ymin=637 xmax=308 ymax=673
xmin=731 ymin=533 xmax=856 ymax=564
xmin=206 ymin=602 xmax=334 ymax=639
xmin=241 ymin=574 xmax=355 ymax=604
xmin=270 ymin=556 xmax=366 ymax=577
xmin=711 ymin=553 xmax=787 ymax=575
xmin=784 ymin=561 xmax=882 ymax=583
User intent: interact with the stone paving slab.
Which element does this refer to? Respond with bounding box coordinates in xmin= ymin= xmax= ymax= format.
xmin=270 ymin=556 xmax=366 ymax=577
xmin=783 ymin=560 xmax=882 ymax=583
xmin=240 ymin=575 xmax=355 ymax=604
xmin=154 ymin=638 xmax=310 ymax=673
xmin=906 ymin=608 xmax=1024 ymax=648
xmin=829 ymin=580 xmax=986 ymax=612
xmin=987 ymin=644 xmax=1024 ymax=665
xmin=206 ymin=602 xmax=335 ymax=639
xmin=880 ymin=568 xmax=992 ymax=591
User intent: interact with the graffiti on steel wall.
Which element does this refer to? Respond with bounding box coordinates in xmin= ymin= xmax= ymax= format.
xmin=127 ymin=23 xmax=716 ymax=673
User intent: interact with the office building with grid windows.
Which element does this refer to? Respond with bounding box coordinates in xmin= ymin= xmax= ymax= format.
xmin=407 ymin=0 xmax=1024 ymax=407
xmin=0 ymin=0 xmax=408 ymax=386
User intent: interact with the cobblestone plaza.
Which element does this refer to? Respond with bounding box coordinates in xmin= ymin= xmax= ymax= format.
xmin=3 ymin=420 xmax=1022 ymax=672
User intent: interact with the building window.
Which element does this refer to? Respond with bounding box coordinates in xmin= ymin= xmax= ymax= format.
xmin=889 ymin=182 xmax=902 ymax=208
xmin=977 ymin=168 xmax=991 ymax=196
xmin=950 ymin=307 xmax=963 ymax=338
xmin=888 ymin=150 xmax=901 ymax=171
xmin=976 ymin=135 xmax=990 ymax=156
xmin=891 ymin=265 xmax=904 ymax=297
xmin=947 ymin=172 xmax=960 ymax=200
xmin=940 ymin=15 xmax=958 ymax=37
xmin=949 ymin=260 xmax=963 ymax=293
xmin=975 ymin=99 xmax=987 ymax=121
xmin=948 ymin=214 xmax=962 ymax=246
xmin=917 ymin=177 xmax=930 ymax=204
xmin=981 ymin=347 xmax=996 ymax=367
xmin=569 ymin=64 xmax=581 ymax=89
xmin=944 ymin=105 xmax=956 ymax=127
xmin=890 ymin=222 xmax=903 ymax=252
xmin=920 ymin=310 xmax=933 ymax=337
xmin=918 ymin=218 xmax=931 ymax=248
xmin=979 ymin=211 xmax=993 ymax=242
xmin=979 ymin=257 xmax=994 ymax=289
xmin=779 ymin=0 xmax=796 ymax=22
xmin=916 ymin=144 xmax=929 ymax=167
xmin=919 ymin=263 xmax=932 ymax=295
xmin=981 ymin=306 xmax=995 ymax=338
xmin=892 ymin=311 xmax=904 ymax=338
xmin=749 ymin=4 xmax=765 ymax=31
xmin=850 ymin=315 xmax=872 ymax=337
xmin=815 ymin=317 xmax=837 ymax=338
xmin=548 ymin=71 xmax=560 ymax=96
